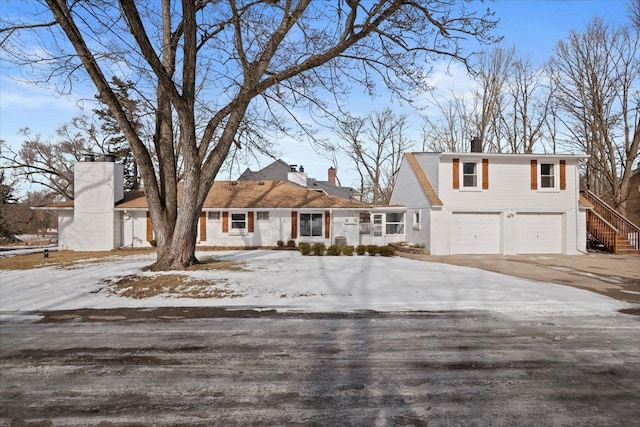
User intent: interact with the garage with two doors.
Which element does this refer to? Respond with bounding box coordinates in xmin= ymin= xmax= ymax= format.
xmin=449 ymin=212 xmax=564 ymax=255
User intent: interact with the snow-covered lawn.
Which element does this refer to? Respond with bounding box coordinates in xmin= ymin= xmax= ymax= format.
xmin=0 ymin=250 xmax=631 ymax=317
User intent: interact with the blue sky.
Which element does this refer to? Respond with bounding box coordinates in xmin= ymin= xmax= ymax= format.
xmin=0 ymin=0 xmax=632 ymax=191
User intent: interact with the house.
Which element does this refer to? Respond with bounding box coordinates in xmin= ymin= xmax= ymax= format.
xmin=40 ymin=158 xmax=405 ymax=251
xmin=390 ymin=151 xmax=591 ymax=255
xmin=239 ymin=159 xmax=362 ymax=201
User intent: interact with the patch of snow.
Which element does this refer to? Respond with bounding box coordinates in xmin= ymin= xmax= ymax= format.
xmin=0 ymin=250 xmax=633 ymax=317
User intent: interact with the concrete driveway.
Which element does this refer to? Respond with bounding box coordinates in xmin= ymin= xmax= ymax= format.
xmin=401 ymin=252 xmax=640 ymax=304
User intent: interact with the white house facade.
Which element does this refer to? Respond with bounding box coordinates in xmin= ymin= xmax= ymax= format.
xmin=390 ymin=152 xmax=590 ymax=255
xmin=45 ymin=159 xmax=406 ymax=251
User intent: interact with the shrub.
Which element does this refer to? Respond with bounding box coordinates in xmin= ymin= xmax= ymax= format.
xmin=287 ymin=240 xmax=296 ymax=248
xmin=276 ymin=240 xmax=284 ymax=247
xmin=327 ymin=245 xmax=342 ymax=256
xmin=148 ymin=239 xmax=157 ymax=247
xmin=298 ymin=242 xmax=311 ymax=255
xmin=378 ymin=245 xmax=396 ymax=257
xmin=414 ymin=243 xmax=425 ymax=249
xmin=342 ymin=245 xmax=355 ymax=256
xmin=366 ymin=244 xmax=379 ymax=255
xmin=355 ymin=245 xmax=367 ymax=256
xmin=312 ymin=242 xmax=326 ymax=256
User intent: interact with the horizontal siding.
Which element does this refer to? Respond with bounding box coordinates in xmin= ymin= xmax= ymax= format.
xmin=414 ymin=153 xmax=440 ymax=194
xmin=438 ymin=156 xmax=580 ymax=212
xmin=390 ymin=158 xmax=432 ymax=208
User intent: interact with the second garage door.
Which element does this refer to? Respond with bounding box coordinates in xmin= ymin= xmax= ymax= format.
xmin=515 ymin=213 xmax=564 ymax=254
xmin=450 ymin=212 xmax=501 ymax=254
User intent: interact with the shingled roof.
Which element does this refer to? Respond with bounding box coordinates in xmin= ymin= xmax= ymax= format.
xmin=405 ymin=153 xmax=443 ymax=207
xmin=115 ymin=180 xmax=370 ymax=210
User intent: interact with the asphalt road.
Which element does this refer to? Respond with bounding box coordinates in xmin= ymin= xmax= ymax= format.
xmin=1 ymin=308 xmax=639 ymax=426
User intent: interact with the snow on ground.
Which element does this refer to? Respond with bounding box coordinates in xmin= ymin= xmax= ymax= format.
xmin=0 ymin=250 xmax=632 ymax=318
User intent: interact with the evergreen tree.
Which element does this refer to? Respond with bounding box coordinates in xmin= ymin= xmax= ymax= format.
xmin=94 ymin=77 xmax=143 ymax=191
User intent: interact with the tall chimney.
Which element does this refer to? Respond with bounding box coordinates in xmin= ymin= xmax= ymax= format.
xmin=471 ymin=137 xmax=482 ymax=153
xmin=328 ymin=167 xmax=337 ymax=185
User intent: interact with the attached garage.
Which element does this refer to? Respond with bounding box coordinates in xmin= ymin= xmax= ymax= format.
xmin=450 ymin=212 xmax=501 ymax=254
xmin=515 ymin=213 xmax=564 ymax=254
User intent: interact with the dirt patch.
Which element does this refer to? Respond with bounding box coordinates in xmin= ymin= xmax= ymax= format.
xmin=109 ymin=274 xmax=243 ymax=299
xmin=184 ymin=257 xmax=247 ymax=272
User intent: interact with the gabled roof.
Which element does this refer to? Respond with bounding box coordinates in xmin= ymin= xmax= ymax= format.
xmin=115 ymin=180 xmax=370 ymax=210
xmin=405 ymin=153 xmax=443 ymax=207
xmin=238 ymin=159 xmax=291 ymax=181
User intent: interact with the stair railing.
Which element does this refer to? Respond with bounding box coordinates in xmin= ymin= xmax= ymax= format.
xmin=583 ymin=190 xmax=640 ymax=251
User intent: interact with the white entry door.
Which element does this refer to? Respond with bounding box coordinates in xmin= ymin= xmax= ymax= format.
xmin=515 ymin=213 xmax=563 ymax=254
xmin=450 ymin=212 xmax=501 ymax=254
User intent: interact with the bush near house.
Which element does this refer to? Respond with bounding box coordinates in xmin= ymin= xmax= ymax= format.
xmin=312 ymin=242 xmax=326 ymax=256
xmin=355 ymin=245 xmax=367 ymax=255
xmin=287 ymin=240 xmax=296 ymax=248
xmin=298 ymin=242 xmax=311 ymax=255
xmin=327 ymin=245 xmax=342 ymax=256
xmin=366 ymin=245 xmax=379 ymax=255
xmin=378 ymin=245 xmax=396 ymax=257
xmin=342 ymin=245 xmax=355 ymax=256
xmin=276 ymin=240 xmax=284 ymax=247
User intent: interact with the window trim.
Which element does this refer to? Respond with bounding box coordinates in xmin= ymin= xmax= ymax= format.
xmin=230 ymin=212 xmax=247 ymax=234
xmin=538 ymin=161 xmax=559 ymax=191
xmin=413 ymin=210 xmax=421 ymax=230
xmin=385 ymin=212 xmax=405 ymax=235
xmin=460 ymin=160 xmax=481 ymax=191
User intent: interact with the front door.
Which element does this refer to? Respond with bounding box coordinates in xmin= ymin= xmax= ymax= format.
xmin=359 ymin=213 xmax=386 ymax=245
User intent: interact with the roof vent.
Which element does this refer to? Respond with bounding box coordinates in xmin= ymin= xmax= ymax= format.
xmin=83 ymin=153 xmax=95 ymax=162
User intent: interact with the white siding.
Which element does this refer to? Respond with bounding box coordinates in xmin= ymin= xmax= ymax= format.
xmin=390 ymin=154 xmax=439 ymax=248
xmin=389 ymin=159 xmax=431 ymax=208
xmin=413 ymin=153 xmax=440 ymax=194
xmin=437 ymin=156 xmax=580 ymax=212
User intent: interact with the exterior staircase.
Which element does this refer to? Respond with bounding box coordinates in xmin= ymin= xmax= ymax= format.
xmin=582 ymin=190 xmax=640 ymax=255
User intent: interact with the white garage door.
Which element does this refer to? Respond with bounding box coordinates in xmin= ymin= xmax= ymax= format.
xmin=450 ymin=213 xmax=501 ymax=254
xmin=515 ymin=213 xmax=563 ymax=254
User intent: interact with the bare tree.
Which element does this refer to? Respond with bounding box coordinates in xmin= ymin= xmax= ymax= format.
xmin=336 ymin=109 xmax=413 ymax=204
xmin=422 ymin=89 xmax=476 ymax=152
xmin=503 ymin=55 xmax=553 ymax=154
xmin=0 ymin=122 xmax=98 ymax=201
xmin=630 ymin=0 xmax=640 ymax=29
xmin=472 ymin=46 xmax=515 ymax=152
xmin=1 ymin=1 xmax=497 ymax=269
xmin=549 ymin=17 xmax=640 ymax=214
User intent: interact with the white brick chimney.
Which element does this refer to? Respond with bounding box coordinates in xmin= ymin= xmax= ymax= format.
xmin=64 ymin=159 xmax=124 ymax=251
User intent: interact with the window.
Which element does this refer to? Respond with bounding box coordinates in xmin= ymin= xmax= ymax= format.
xmin=208 ymin=211 xmax=220 ymax=221
xmin=386 ymin=212 xmax=405 ymax=235
xmin=413 ymin=211 xmax=421 ymax=230
xmin=540 ymin=163 xmax=555 ymax=188
xmin=256 ymin=211 xmax=269 ymax=221
xmin=300 ymin=213 xmax=323 ymax=237
xmin=231 ymin=213 xmax=246 ymax=230
xmin=462 ymin=162 xmax=478 ymax=187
